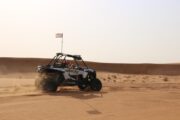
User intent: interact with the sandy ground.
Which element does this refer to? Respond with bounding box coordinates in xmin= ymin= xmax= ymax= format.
xmin=0 ymin=72 xmax=180 ymax=120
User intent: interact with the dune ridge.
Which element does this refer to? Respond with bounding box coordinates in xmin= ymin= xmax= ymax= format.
xmin=0 ymin=57 xmax=180 ymax=75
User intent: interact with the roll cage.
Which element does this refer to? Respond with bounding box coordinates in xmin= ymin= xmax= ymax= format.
xmin=48 ymin=53 xmax=88 ymax=68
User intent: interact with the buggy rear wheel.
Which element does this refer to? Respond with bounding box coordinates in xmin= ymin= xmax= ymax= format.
xmin=35 ymin=73 xmax=59 ymax=92
xmin=42 ymin=80 xmax=58 ymax=92
xmin=90 ymin=78 xmax=102 ymax=91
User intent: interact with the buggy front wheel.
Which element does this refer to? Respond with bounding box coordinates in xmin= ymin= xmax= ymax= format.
xmin=90 ymin=79 xmax=102 ymax=91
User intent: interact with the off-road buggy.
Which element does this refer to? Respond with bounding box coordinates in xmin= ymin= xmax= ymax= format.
xmin=35 ymin=53 xmax=102 ymax=92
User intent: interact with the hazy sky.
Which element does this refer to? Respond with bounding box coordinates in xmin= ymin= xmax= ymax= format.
xmin=0 ymin=0 xmax=179 ymax=63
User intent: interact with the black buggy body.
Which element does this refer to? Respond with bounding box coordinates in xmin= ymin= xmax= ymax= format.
xmin=35 ymin=53 xmax=102 ymax=92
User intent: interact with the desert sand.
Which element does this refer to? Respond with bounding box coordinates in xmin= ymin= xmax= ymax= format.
xmin=0 ymin=58 xmax=180 ymax=120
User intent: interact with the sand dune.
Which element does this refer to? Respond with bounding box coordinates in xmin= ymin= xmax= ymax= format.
xmin=1 ymin=57 xmax=180 ymax=75
xmin=0 ymin=58 xmax=180 ymax=120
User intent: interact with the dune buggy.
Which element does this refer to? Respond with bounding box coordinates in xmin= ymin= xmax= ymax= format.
xmin=35 ymin=53 xmax=102 ymax=92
